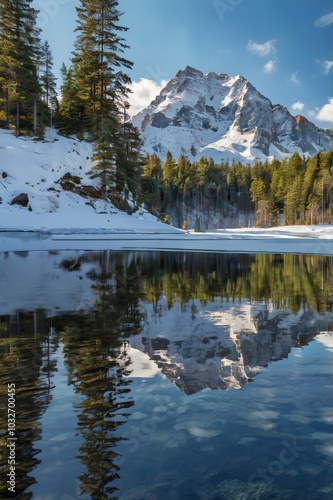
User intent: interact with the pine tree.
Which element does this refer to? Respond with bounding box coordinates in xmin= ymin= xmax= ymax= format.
xmin=284 ymin=177 xmax=303 ymax=225
xmin=71 ymin=0 xmax=132 ymax=135
xmin=57 ymin=64 xmax=82 ymax=135
xmin=0 ymin=0 xmax=41 ymax=135
xmin=162 ymin=151 xmax=176 ymax=188
xmin=39 ymin=40 xmax=58 ymax=127
xmin=140 ymin=154 xmax=163 ymax=212
xmin=142 ymin=154 xmax=162 ymax=181
xmin=250 ymin=177 xmax=267 ymax=227
xmin=115 ymin=121 xmax=143 ymax=199
xmin=67 ymin=0 xmax=141 ymax=203
xmin=176 ymin=155 xmax=190 ymax=190
xmin=302 ymin=153 xmax=321 ymax=222
xmin=91 ymin=139 xmax=116 ymax=199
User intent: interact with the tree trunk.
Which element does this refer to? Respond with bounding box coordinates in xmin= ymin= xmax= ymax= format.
xmin=16 ymin=102 xmax=20 ymax=137
xmin=5 ymin=87 xmax=9 ymax=123
xmin=33 ymin=97 xmax=37 ymax=134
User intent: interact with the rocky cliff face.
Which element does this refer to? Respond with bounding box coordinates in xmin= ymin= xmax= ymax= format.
xmin=132 ymin=66 xmax=332 ymax=164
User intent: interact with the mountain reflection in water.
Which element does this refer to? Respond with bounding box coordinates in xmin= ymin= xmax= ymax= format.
xmin=0 ymin=251 xmax=332 ymax=499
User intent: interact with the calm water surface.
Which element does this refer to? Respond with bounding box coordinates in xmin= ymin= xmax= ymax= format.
xmin=0 ymin=251 xmax=333 ymax=499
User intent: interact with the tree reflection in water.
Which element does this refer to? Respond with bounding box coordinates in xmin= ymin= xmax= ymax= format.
xmin=0 ymin=312 xmax=58 ymax=498
xmin=59 ymin=251 xmax=143 ymax=499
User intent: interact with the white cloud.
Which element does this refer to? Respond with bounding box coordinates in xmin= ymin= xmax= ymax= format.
xmin=315 ymin=98 xmax=333 ymax=123
xmin=127 ymin=78 xmax=168 ymax=117
xmin=323 ymin=60 xmax=333 ymax=75
xmin=291 ymin=72 xmax=300 ymax=84
xmin=246 ymin=39 xmax=277 ymax=57
xmin=263 ymin=60 xmax=276 ymax=73
xmin=315 ymin=12 xmax=333 ymax=27
xmin=291 ymin=101 xmax=305 ymax=112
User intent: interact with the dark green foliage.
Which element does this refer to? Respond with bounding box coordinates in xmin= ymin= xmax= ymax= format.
xmin=56 ymin=64 xmax=83 ymax=135
xmin=57 ymin=0 xmax=143 ymax=204
xmin=115 ymin=122 xmax=144 ymax=199
xmin=0 ymin=0 xmax=41 ymax=134
xmin=248 ymin=151 xmax=333 ymax=226
xmin=140 ymin=150 xmax=333 ymax=228
xmin=141 ymin=153 xmax=253 ymax=226
xmin=0 ymin=2 xmax=59 ymax=136
xmin=91 ymin=139 xmax=117 ymax=199
xmin=39 ymin=40 xmax=58 ymax=127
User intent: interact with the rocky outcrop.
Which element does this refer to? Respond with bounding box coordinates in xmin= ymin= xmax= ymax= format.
xmin=58 ymin=172 xmax=103 ymax=199
xmin=10 ymin=193 xmax=29 ymax=207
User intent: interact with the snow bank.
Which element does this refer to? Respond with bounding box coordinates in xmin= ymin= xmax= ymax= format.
xmin=0 ymin=128 xmax=181 ymax=235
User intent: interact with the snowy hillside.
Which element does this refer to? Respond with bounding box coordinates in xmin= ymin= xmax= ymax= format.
xmin=0 ymin=129 xmax=180 ymax=233
xmin=132 ymin=66 xmax=332 ymax=164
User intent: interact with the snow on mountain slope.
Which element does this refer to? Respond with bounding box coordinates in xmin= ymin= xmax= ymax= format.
xmin=0 ymin=129 xmax=181 ymax=233
xmin=132 ymin=66 xmax=332 ymax=164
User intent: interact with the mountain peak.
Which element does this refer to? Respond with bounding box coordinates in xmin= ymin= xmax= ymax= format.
xmin=180 ymin=65 xmax=204 ymax=77
xmin=294 ymin=114 xmax=309 ymax=125
xmin=132 ymin=67 xmax=332 ymax=164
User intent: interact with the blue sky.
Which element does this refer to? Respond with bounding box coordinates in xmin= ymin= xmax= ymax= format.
xmin=32 ymin=0 xmax=333 ymax=126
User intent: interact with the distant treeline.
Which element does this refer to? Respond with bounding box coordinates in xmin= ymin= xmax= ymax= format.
xmin=139 ymin=150 xmax=333 ymax=228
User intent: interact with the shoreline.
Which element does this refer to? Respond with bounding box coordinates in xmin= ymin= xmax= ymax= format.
xmin=1 ymin=226 xmax=333 ymax=254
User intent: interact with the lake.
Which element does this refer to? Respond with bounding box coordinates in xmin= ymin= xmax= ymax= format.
xmin=0 ymin=250 xmax=333 ymax=499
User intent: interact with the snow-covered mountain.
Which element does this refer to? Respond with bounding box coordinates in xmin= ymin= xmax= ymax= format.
xmin=132 ymin=66 xmax=332 ymax=164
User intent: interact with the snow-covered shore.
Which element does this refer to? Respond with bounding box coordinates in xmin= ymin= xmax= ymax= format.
xmin=1 ymin=129 xmax=333 ymax=254
xmin=1 ymin=225 xmax=333 ymax=254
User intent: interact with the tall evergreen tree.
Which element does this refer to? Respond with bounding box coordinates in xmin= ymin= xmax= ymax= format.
xmin=57 ymin=63 xmax=82 ymax=135
xmin=0 ymin=0 xmax=41 ymax=135
xmin=72 ymin=1 xmax=133 ymax=131
xmin=39 ymin=40 xmax=58 ymax=127
xmin=115 ymin=121 xmax=143 ymax=198
xmin=66 ymin=0 xmax=141 ymax=201
xmin=91 ymin=139 xmax=117 ymax=200
xmin=162 ymin=151 xmax=177 ymax=188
